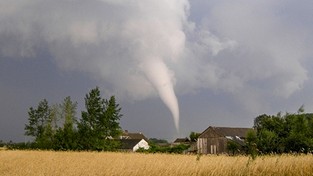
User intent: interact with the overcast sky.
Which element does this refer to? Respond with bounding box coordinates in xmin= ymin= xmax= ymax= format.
xmin=1 ymin=0 xmax=313 ymax=142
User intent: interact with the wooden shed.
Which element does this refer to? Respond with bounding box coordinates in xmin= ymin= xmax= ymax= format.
xmin=197 ymin=126 xmax=252 ymax=154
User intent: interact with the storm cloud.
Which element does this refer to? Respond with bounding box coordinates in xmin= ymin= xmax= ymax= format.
xmin=1 ymin=0 xmax=313 ymax=139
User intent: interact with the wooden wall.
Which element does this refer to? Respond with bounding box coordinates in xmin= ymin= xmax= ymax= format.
xmin=197 ymin=137 xmax=228 ymax=154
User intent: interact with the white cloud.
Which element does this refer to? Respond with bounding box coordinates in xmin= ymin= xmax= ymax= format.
xmin=186 ymin=0 xmax=310 ymax=98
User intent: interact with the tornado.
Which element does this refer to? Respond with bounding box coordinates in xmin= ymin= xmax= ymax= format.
xmin=142 ymin=59 xmax=180 ymax=131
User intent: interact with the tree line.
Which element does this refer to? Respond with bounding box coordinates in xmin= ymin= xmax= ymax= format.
xmin=20 ymin=87 xmax=123 ymax=151
xmin=246 ymin=106 xmax=313 ymax=155
xmin=7 ymin=87 xmax=313 ymax=156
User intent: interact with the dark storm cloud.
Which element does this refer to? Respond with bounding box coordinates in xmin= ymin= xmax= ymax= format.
xmin=1 ymin=0 xmax=313 ymax=141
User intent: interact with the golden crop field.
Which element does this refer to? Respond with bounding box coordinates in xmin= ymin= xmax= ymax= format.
xmin=1 ymin=150 xmax=313 ymax=176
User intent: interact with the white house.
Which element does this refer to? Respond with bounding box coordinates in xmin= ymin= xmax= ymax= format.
xmin=119 ymin=139 xmax=150 ymax=152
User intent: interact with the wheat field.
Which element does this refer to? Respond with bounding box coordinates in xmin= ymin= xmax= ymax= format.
xmin=1 ymin=150 xmax=313 ymax=176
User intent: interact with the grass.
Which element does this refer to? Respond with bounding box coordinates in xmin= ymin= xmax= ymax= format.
xmin=1 ymin=150 xmax=313 ymax=176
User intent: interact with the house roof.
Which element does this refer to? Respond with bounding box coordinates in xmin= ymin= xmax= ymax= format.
xmin=119 ymin=139 xmax=143 ymax=149
xmin=199 ymin=126 xmax=252 ymax=138
xmin=173 ymin=138 xmax=190 ymax=143
xmin=121 ymin=130 xmax=148 ymax=141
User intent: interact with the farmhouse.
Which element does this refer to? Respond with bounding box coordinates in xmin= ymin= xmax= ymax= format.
xmin=119 ymin=139 xmax=150 ymax=152
xmin=197 ymin=126 xmax=252 ymax=154
xmin=118 ymin=130 xmax=150 ymax=152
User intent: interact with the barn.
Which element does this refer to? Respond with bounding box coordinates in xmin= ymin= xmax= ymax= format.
xmin=197 ymin=126 xmax=252 ymax=154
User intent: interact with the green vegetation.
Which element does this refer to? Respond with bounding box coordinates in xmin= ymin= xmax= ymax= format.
xmin=248 ymin=106 xmax=313 ymax=155
xmin=77 ymin=88 xmax=122 ymax=151
xmin=189 ymin=131 xmax=200 ymax=142
xmin=53 ymin=96 xmax=78 ymax=150
xmin=22 ymin=87 xmax=122 ymax=151
xmin=226 ymin=140 xmax=241 ymax=156
xmin=0 ymin=140 xmax=5 ymax=147
xmin=137 ymin=143 xmax=190 ymax=154
xmin=7 ymin=90 xmax=313 ymax=157
xmin=148 ymin=138 xmax=169 ymax=144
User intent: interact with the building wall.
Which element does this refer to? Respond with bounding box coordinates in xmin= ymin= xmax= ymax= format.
xmin=197 ymin=138 xmax=206 ymax=154
xmin=197 ymin=137 xmax=228 ymax=154
xmin=133 ymin=139 xmax=149 ymax=152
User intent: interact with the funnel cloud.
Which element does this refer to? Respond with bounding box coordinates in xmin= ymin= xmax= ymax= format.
xmin=141 ymin=58 xmax=180 ymax=130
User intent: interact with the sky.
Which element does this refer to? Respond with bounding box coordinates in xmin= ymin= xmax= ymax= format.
xmin=1 ymin=0 xmax=313 ymax=142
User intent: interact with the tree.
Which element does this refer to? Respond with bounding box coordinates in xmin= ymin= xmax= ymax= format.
xmin=284 ymin=112 xmax=312 ymax=153
xmin=253 ymin=114 xmax=270 ymax=131
xmin=103 ymin=96 xmax=123 ymax=138
xmin=252 ymin=106 xmax=313 ymax=154
xmin=0 ymin=140 xmax=4 ymax=147
xmin=297 ymin=105 xmax=305 ymax=114
xmin=189 ymin=131 xmax=200 ymax=142
xmin=227 ymin=140 xmax=240 ymax=155
xmin=25 ymin=99 xmax=49 ymax=138
xmin=54 ymin=96 xmax=78 ymax=150
xmin=25 ymin=99 xmax=55 ymax=149
xmin=77 ymin=87 xmax=122 ymax=151
xmin=246 ymin=130 xmax=258 ymax=159
xmin=257 ymin=129 xmax=279 ymax=154
xmin=23 ymin=88 xmax=123 ymax=151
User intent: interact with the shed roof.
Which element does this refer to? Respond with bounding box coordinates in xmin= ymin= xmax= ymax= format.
xmin=173 ymin=137 xmax=190 ymax=143
xmin=121 ymin=131 xmax=148 ymax=141
xmin=199 ymin=126 xmax=252 ymax=138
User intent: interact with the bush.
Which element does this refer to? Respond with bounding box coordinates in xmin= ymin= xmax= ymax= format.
xmin=137 ymin=143 xmax=190 ymax=154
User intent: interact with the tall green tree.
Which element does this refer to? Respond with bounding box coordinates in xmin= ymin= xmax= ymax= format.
xmin=245 ymin=129 xmax=258 ymax=159
xmin=25 ymin=99 xmax=54 ymax=149
xmin=54 ymin=96 xmax=78 ymax=150
xmin=62 ymin=97 xmax=77 ymax=127
xmin=25 ymin=99 xmax=49 ymax=138
xmin=284 ymin=112 xmax=312 ymax=153
xmin=103 ymin=96 xmax=122 ymax=138
xmin=77 ymin=87 xmax=122 ymax=151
